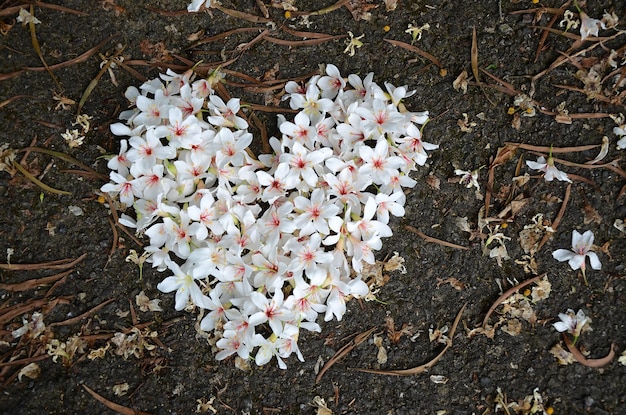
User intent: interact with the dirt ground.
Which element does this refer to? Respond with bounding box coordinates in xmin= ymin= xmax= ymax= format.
xmin=1 ymin=0 xmax=625 ymax=414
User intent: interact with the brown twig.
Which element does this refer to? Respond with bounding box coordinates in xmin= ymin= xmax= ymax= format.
xmin=0 ymin=253 xmax=87 ymax=271
xmin=264 ymin=35 xmax=346 ymax=47
xmin=0 ymin=268 xmax=73 ymax=292
xmin=384 ymin=39 xmax=442 ymax=68
xmin=404 ymin=225 xmax=469 ymax=250
xmin=537 ymin=183 xmax=570 ymax=251
xmin=83 ymin=385 xmax=153 ymax=415
xmin=291 ymin=0 xmax=351 ymax=16
xmin=315 ymin=327 xmax=376 ymax=384
xmin=482 ymin=274 xmax=546 ymax=329
xmin=563 ymin=335 xmax=615 ymax=368
xmin=533 ymin=1 xmax=571 ymax=62
xmin=49 ymin=298 xmax=115 ymax=327
xmin=354 ymin=304 xmax=466 ymax=376
xmin=471 ymin=27 xmax=480 ymax=84
xmin=503 ymin=142 xmax=600 ymax=154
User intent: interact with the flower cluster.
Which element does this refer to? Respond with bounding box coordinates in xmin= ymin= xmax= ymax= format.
xmin=101 ymin=64 xmax=435 ymax=368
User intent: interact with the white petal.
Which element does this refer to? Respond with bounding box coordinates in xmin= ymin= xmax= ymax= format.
xmin=587 ymin=252 xmax=602 ymax=270
xmin=156 ymin=276 xmax=180 ymax=293
xmin=580 ymin=230 xmax=594 ymax=248
xmin=567 ymin=254 xmax=585 ymax=271
xmin=552 ymin=249 xmax=574 ymax=262
xmin=553 ymin=321 xmax=569 ymax=332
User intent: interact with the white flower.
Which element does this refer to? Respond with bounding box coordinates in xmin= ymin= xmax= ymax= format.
xmin=553 ymin=309 xmax=591 ymax=339
xmin=553 ymin=230 xmax=601 ymax=283
xmin=579 ymin=12 xmax=606 ymax=41
xmin=526 ymin=156 xmax=571 ymax=182
xmin=156 ymin=261 xmax=211 ymax=311
xmin=359 ymin=139 xmax=405 ymax=185
xmin=454 ymin=168 xmax=480 ymax=190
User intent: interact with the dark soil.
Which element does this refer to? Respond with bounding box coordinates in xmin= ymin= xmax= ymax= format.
xmin=1 ymin=0 xmax=625 ymax=414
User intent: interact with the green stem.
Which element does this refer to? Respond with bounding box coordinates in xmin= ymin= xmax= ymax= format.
xmin=573 ymin=0 xmax=582 ymax=14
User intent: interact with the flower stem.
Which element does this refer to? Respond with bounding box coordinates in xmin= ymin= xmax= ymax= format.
xmin=573 ymin=0 xmax=582 ymax=14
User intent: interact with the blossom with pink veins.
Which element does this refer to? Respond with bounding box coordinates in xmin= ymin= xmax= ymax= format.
xmin=359 ymin=138 xmax=405 ymax=185
xmin=293 ymin=188 xmax=341 ymax=236
xmin=134 ymin=164 xmax=175 ymax=200
xmin=285 ymin=233 xmax=333 ymax=281
xmin=397 ymin=123 xmax=439 ymax=166
xmin=156 ymin=261 xmax=211 ymax=311
xmin=154 ymin=107 xmax=203 ymax=150
xmin=256 ymin=163 xmax=299 ymax=202
xmin=279 ymin=111 xmax=316 ymax=149
xmin=199 ymin=290 xmax=229 ymax=332
xmin=335 ymin=112 xmax=369 ymax=149
xmin=101 ymin=171 xmax=138 ymax=208
xmin=134 ymin=88 xmax=171 ymax=127
xmin=258 ymin=201 xmax=296 ymax=248
xmin=280 ymin=141 xmax=332 ymax=189
xmin=162 ymin=210 xmax=204 ymax=259
xmin=380 ymin=170 xmax=417 ymax=195
xmin=324 ymin=168 xmax=371 ymax=209
xmin=287 ymin=82 xmax=335 ymax=123
xmin=126 ymin=129 xmax=176 ymax=171
xmin=215 ymin=330 xmax=253 ymax=361
xmin=207 ymin=95 xmax=248 ymax=130
xmin=106 ymin=138 xmax=131 ymax=177
xmin=526 ymin=155 xmax=571 ymax=182
xmin=248 ymin=289 xmax=294 ymax=336
xmin=214 ymin=128 xmax=253 ymax=168
xmin=378 ymin=81 xmax=416 ymax=107
xmin=374 ymin=191 xmax=406 ymax=224
xmin=253 ymin=336 xmax=285 ymax=369
xmin=354 ymin=99 xmax=405 ymax=139
xmin=187 ymin=190 xmax=224 ymax=239
xmin=251 ymin=250 xmax=289 ymax=292
xmin=340 ymin=72 xmax=375 ymax=105
xmin=276 ymin=323 xmax=305 ymax=363
xmin=323 ymin=264 xmax=369 ymax=321
xmin=172 ymin=83 xmax=203 ymax=118
xmin=317 ymin=64 xmax=346 ymax=99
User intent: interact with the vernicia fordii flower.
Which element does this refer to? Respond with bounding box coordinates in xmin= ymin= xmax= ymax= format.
xmin=552 ymin=230 xmax=601 ymax=285
xmin=101 ymin=64 xmax=436 ymax=369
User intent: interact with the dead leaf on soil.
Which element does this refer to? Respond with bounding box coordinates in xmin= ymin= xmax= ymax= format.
xmin=550 ymin=342 xmax=576 ymax=365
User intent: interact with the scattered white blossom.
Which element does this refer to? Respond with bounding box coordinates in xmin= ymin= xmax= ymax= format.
xmin=526 ymin=156 xmax=571 ymax=182
xmin=454 ymin=168 xmax=480 ymax=190
xmin=553 ymin=308 xmax=591 ymax=340
xmin=552 ymin=229 xmax=601 ymax=284
xmin=579 ymin=11 xmax=606 ymax=41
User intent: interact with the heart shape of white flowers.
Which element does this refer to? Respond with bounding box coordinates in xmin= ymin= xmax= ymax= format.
xmin=101 ymin=64 xmax=437 ymax=368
